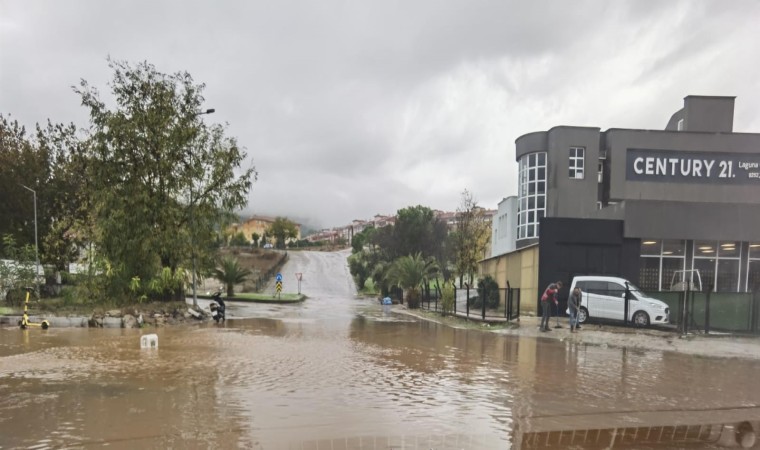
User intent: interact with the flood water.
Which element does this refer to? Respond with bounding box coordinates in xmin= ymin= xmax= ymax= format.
xmin=2 ymin=250 xmax=760 ymax=449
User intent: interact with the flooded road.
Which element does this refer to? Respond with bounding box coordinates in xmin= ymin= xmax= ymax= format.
xmin=2 ymin=250 xmax=760 ymax=449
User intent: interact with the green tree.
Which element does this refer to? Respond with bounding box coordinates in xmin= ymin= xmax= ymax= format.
xmin=214 ymin=256 xmax=251 ymax=297
xmin=385 ymin=252 xmax=439 ymax=309
xmin=229 ymin=231 xmax=249 ymax=246
xmin=74 ymin=58 xmax=257 ymax=298
xmin=266 ymin=217 xmax=298 ymax=249
xmin=351 ymin=226 xmax=376 ymax=254
xmin=251 ymin=232 xmax=260 ymax=247
xmin=0 ymin=234 xmax=38 ymax=305
xmin=475 ymin=275 xmax=500 ymax=309
xmin=453 ymin=190 xmax=491 ymax=287
xmin=0 ymin=116 xmax=54 ymax=257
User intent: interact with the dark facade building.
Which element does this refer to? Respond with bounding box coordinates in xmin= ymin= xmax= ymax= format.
xmin=514 ymin=96 xmax=760 ymax=293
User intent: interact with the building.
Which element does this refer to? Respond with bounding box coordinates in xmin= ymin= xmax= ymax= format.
xmin=229 ymin=215 xmax=302 ymax=244
xmin=491 ymin=197 xmax=518 ymax=256
xmin=484 ymin=95 xmax=760 ymax=313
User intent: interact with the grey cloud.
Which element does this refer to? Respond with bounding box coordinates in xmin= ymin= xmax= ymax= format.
xmin=3 ymin=0 xmax=760 ymax=228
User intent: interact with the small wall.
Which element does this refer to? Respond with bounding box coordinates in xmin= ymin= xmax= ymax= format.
xmin=480 ymin=244 xmax=539 ymax=315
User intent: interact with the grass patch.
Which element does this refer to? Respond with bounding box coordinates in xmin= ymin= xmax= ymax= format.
xmin=0 ymin=307 xmax=14 ymax=315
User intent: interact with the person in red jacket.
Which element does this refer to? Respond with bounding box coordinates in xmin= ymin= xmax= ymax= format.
xmin=540 ymin=280 xmax=563 ymax=332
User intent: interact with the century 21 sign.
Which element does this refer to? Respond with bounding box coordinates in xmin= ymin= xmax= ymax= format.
xmin=626 ymin=148 xmax=760 ymax=184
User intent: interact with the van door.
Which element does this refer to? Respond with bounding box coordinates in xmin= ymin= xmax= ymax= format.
xmin=585 ymin=281 xmax=608 ymax=319
xmin=604 ymin=281 xmax=627 ymax=321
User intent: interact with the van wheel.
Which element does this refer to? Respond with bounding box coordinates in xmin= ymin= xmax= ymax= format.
xmin=578 ymin=307 xmax=589 ymax=324
xmin=633 ymin=311 xmax=650 ymax=327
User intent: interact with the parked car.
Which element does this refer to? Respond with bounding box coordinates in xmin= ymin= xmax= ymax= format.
xmin=570 ymin=275 xmax=670 ymax=327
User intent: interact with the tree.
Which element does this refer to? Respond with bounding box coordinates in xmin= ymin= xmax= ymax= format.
xmin=74 ymin=58 xmax=256 ymax=299
xmin=214 ymin=256 xmax=251 ymax=297
xmin=229 ymin=231 xmax=249 ymax=246
xmin=385 ymin=252 xmax=439 ymax=309
xmin=452 ymin=190 xmax=491 ymax=287
xmin=251 ymin=232 xmax=260 ymax=247
xmin=266 ymin=217 xmax=298 ymax=249
xmin=0 ymin=116 xmax=54 ymax=256
xmin=391 ymin=205 xmax=445 ymax=260
xmin=351 ymin=226 xmax=376 ymax=254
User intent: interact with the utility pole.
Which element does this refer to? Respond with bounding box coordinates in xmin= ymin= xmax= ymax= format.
xmin=189 ymin=108 xmax=215 ymax=308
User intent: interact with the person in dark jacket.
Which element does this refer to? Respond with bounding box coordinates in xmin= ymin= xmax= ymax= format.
xmin=540 ymin=281 xmax=562 ymax=332
xmin=568 ymin=287 xmax=581 ymax=332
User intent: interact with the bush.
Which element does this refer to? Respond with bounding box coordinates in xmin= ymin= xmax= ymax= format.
xmin=471 ymin=276 xmax=500 ymax=309
xmin=441 ymin=282 xmax=455 ymax=316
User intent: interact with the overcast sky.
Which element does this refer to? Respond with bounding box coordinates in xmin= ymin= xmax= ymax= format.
xmin=2 ymin=1 xmax=760 ymax=230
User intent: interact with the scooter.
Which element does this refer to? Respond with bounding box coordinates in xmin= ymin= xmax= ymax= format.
xmin=19 ymin=287 xmax=50 ymax=330
xmin=209 ymin=290 xmax=226 ymax=323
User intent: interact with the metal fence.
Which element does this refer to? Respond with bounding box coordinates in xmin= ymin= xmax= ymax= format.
xmin=420 ymin=283 xmax=520 ymax=321
xmin=649 ymin=289 xmax=760 ymax=335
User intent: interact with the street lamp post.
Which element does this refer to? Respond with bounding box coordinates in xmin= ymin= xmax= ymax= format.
xmin=190 ymin=108 xmax=215 ymax=308
xmin=19 ymin=184 xmax=40 ymax=296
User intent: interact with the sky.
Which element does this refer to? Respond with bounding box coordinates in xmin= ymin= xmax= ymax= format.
xmin=2 ymin=1 xmax=760 ymax=231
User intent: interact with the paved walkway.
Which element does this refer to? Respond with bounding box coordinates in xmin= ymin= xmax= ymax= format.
xmin=402 ymin=308 xmax=760 ymax=361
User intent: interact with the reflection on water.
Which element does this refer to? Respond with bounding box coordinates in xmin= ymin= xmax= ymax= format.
xmin=2 ymin=295 xmax=760 ymax=448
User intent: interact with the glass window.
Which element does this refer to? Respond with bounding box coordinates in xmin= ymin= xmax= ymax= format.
xmin=569 ymin=147 xmax=585 ymax=179
xmin=748 ymin=260 xmax=760 ymax=292
xmin=640 ymin=239 xmax=686 ymax=291
xmin=692 ymin=241 xmax=740 ymax=292
xmin=640 ymin=239 xmax=661 ymax=256
xmin=662 ymin=240 xmax=685 ymax=256
xmin=607 ymin=282 xmax=625 ymax=296
xmin=719 ymin=241 xmax=740 ymax=258
xmin=748 ymin=244 xmax=760 ymax=292
xmin=662 ymin=258 xmax=686 ymax=291
xmin=639 ymin=257 xmax=660 ymax=291
xmin=751 ymin=243 xmax=760 ymax=259
xmin=694 ymin=240 xmax=716 ymax=257
xmin=693 ymin=258 xmax=716 ymax=291
xmin=717 ymin=260 xmax=740 ymax=292
xmin=517 ymin=152 xmax=546 ymax=240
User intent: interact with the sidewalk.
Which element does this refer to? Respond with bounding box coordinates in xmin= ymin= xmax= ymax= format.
xmin=401 ymin=309 xmax=760 ymax=361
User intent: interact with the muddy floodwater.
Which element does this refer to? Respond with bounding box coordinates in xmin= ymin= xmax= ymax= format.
xmin=2 ymin=251 xmax=760 ymax=449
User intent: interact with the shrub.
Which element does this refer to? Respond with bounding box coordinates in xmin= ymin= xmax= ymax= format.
xmin=441 ymin=282 xmax=455 ymax=316
xmin=472 ymin=276 xmax=500 ymax=309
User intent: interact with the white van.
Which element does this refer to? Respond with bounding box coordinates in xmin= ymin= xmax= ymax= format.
xmin=570 ymin=276 xmax=670 ymax=327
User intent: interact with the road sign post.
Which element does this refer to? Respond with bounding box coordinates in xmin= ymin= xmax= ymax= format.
xmin=295 ymin=273 xmax=303 ymax=294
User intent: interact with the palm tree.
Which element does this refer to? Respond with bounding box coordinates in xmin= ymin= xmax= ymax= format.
xmin=385 ymin=253 xmax=439 ymax=308
xmin=214 ymin=256 xmax=252 ymax=297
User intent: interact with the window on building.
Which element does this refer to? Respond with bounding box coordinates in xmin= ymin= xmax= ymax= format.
xmin=517 ymin=152 xmax=546 ymax=240
xmin=692 ymin=241 xmax=742 ymax=292
xmin=597 ymin=161 xmax=604 ymax=183
xmin=639 ymin=239 xmax=686 ymax=291
xmin=677 ymin=118 xmax=684 ymax=131
xmin=569 ymin=147 xmax=585 ymax=179
xmin=747 ymin=243 xmax=760 ymax=292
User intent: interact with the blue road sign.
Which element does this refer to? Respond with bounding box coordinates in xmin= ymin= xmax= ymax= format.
xmin=276 ymin=273 xmax=283 ymax=282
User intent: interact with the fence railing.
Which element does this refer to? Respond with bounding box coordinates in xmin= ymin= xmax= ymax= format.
xmin=420 ymin=283 xmax=520 ymax=321
xmin=649 ymin=289 xmax=760 ymax=335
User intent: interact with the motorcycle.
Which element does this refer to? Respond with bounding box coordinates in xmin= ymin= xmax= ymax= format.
xmin=209 ymin=290 xmax=226 ymax=323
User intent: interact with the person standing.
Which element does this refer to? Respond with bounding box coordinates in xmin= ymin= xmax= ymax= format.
xmin=568 ymin=286 xmax=581 ymax=332
xmin=540 ymin=280 xmax=562 ymax=332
